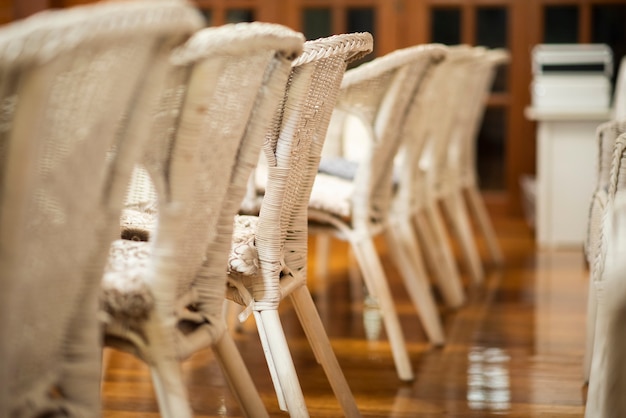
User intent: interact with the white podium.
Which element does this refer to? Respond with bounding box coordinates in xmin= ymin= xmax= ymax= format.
xmin=525 ymin=107 xmax=612 ymax=248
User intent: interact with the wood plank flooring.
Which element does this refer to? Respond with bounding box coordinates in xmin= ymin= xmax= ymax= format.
xmin=101 ymin=214 xmax=590 ymax=417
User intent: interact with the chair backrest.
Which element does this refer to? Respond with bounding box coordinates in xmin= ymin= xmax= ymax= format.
xmin=416 ymin=46 xmax=482 ymax=194
xmin=0 ymin=2 xmax=202 ymax=415
xmin=455 ymin=48 xmax=510 ymax=185
xmin=248 ymin=32 xmax=373 ymax=310
xmin=110 ymin=22 xmax=304 ymax=358
xmin=326 ymin=44 xmax=447 ymax=227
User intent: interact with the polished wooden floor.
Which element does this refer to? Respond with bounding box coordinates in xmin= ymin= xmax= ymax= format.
xmin=101 ymin=213 xmax=590 ymax=417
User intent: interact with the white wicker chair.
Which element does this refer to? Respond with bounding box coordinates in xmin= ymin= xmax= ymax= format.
xmin=583 ymin=120 xmax=626 ymax=383
xmin=389 ymin=46 xmax=471 ymax=309
xmin=102 ymin=22 xmax=304 ymax=418
xmin=585 ymin=132 xmax=626 ymax=417
xmin=308 ymin=44 xmax=447 ymax=382
xmin=0 ymin=2 xmax=202 ymax=417
xmin=226 ymin=33 xmax=373 ymax=417
xmin=445 ymin=48 xmax=508 ymax=269
xmin=436 ymin=47 xmax=509 ymax=284
xmin=392 ymin=46 xmax=506 ymax=308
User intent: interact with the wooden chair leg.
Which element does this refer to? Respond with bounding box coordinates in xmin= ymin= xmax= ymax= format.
xmin=384 ymin=224 xmax=446 ymax=345
xmin=149 ymin=358 xmax=193 ymax=418
xmin=254 ymin=309 xmax=310 ymax=417
xmin=350 ymin=237 xmax=415 ymax=381
xmin=441 ymin=192 xmax=484 ymax=285
xmin=143 ymin=315 xmax=193 ymax=418
xmin=464 ymin=185 xmax=504 ymax=266
xmin=59 ymin=280 xmax=102 ymax=417
xmin=413 ymin=209 xmax=465 ymax=308
xmin=289 ymin=285 xmax=361 ymax=418
xmin=213 ymin=330 xmax=270 ymax=418
xmin=584 ymin=276 xmax=598 ymax=383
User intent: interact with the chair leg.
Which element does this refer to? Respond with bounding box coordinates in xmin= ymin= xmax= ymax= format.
xmin=584 ymin=275 xmax=598 ymax=383
xmin=289 ymin=285 xmax=361 ymax=418
xmin=223 ymin=299 xmax=244 ymax=333
xmin=441 ymin=192 xmax=484 ymax=285
xmin=384 ymin=224 xmax=446 ymax=345
xmin=141 ymin=312 xmax=193 ymax=418
xmin=212 ymin=330 xmax=270 ymax=418
xmin=350 ymin=237 xmax=415 ymax=381
xmin=254 ymin=309 xmax=310 ymax=417
xmin=464 ymin=185 xmax=504 ymax=266
xmin=413 ymin=208 xmax=465 ymax=308
xmin=347 ymin=246 xmax=365 ymax=304
xmin=58 ymin=281 xmax=102 ymax=417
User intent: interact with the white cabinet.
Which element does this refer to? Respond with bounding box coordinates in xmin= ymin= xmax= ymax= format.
xmin=525 ymin=107 xmax=611 ymax=248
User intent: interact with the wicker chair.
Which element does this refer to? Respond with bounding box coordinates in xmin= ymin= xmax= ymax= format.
xmin=0 ymin=2 xmax=202 ymax=416
xmin=436 ymin=47 xmax=509 ymax=283
xmin=389 ymin=46 xmax=472 ymax=309
xmin=392 ymin=46 xmax=506 ymax=309
xmin=582 ymin=120 xmax=626 ymax=383
xmin=431 ymin=47 xmax=508 ymax=284
xmin=226 ymin=33 xmax=373 ymax=417
xmin=585 ymin=132 xmax=626 ymax=417
xmin=102 ymin=23 xmax=304 ymax=418
xmin=308 ymin=44 xmax=448 ymax=382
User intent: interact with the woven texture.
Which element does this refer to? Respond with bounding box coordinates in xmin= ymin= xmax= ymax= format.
xmin=0 ymin=2 xmax=203 ymax=417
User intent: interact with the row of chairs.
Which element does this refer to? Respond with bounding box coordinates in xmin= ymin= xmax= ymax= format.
xmin=0 ymin=0 xmax=507 ymax=416
xmin=306 ymin=44 xmax=508 ymax=380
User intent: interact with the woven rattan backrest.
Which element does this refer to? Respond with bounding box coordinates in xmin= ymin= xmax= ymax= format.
xmin=426 ymin=47 xmax=482 ymax=187
xmin=252 ymin=33 xmax=373 ymax=309
xmin=396 ymin=46 xmax=477 ymax=206
xmin=333 ymin=44 xmax=446 ymax=225
xmin=455 ymin=48 xmax=509 ymax=184
xmin=0 ymin=2 xmax=202 ymax=415
xmin=125 ymin=23 xmax=303 ymax=353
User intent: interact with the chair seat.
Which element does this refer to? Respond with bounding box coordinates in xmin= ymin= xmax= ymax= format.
xmin=317 ymin=157 xmax=359 ymax=181
xmin=101 ymin=240 xmax=154 ymax=328
xmin=309 ymin=173 xmax=354 ymax=219
xmin=229 ymin=215 xmax=260 ymax=277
